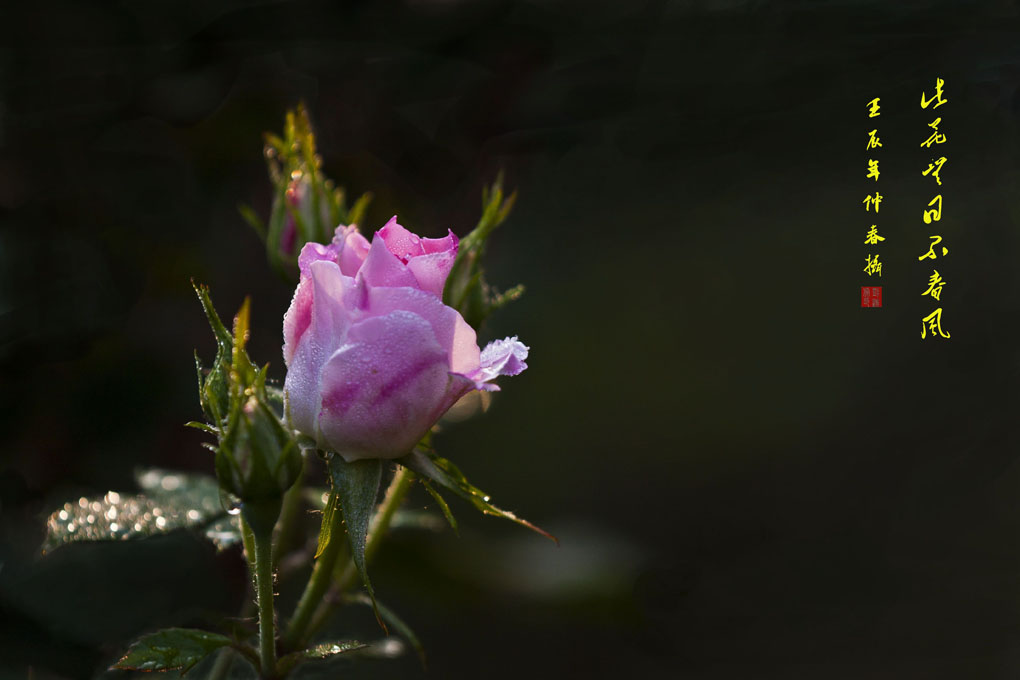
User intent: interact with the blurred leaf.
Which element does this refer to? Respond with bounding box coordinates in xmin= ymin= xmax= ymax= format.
xmin=328 ymin=455 xmax=385 ymax=630
xmin=111 ymin=628 xmax=233 ymax=673
xmin=420 ymin=479 xmax=458 ymax=535
xmin=345 ymin=592 xmax=426 ymax=667
xmin=346 ymin=191 xmax=373 ymax=227
xmin=389 ymin=509 xmax=448 ymax=532
xmin=237 ymin=202 xmax=266 ymax=239
xmin=43 ymin=470 xmax=240 ymax=553
xmin=398 ymin=449 xmax=556 ymax=544
xmin=277 ymin=640 xmax=366 ymax=675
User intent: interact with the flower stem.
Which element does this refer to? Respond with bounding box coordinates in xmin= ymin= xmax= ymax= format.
xmin=301 ymin=465 xmax=415 ymax=644
xmin=282 ymin=495 xmax=347 ymax=650
xmin=252 ymin=523 xmax=277 ymax=678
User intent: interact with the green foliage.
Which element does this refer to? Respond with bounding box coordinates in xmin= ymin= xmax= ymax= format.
xmin=399 ymin=448 xmax=556 ymax=544
xmin=327 ymin=455 xmax=385 ymax=629
xmin=443 ymin=174 xmax=525 ymax=329
xmin=111 ymin=628 xmax=239 ymax=674
xmin=42 ymin=469 xmax=240 ymax=554
xmin=277 ymin=640 xmax=366 ymax=675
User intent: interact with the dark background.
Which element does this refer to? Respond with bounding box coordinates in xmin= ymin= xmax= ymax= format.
xmin=2 ymin=0 xmax=1020 ymax=678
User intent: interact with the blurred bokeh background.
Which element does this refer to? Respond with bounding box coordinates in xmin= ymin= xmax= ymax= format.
xmin=2 ymin=0 xmax=1020 ymax=677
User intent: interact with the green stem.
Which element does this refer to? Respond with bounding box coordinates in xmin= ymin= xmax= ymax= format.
xmin=282 ymin=496 xmax=347 ymax=650
xmin=251 ymin=521 xmax=278 ymax=678
xmin=302 ymin=465 xmax=415 ymax=643
xmin=274 ymin=451 xmax=307 ymax=568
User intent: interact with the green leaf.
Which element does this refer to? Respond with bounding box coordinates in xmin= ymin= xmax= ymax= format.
xmin=398 ymin=449 xmax=557 ymax=544
xmin=302 ymin=640 xmax=367 ymax=659
xmin=345 ymin=592 xmax=427 ymax=667
xmin=327 ymin=455 xmax=385 ymax=629
xmin=314 ymin=489 xmax=342 ymax=559
xmin=420 ymin=479 xmax=458 ymax=535
xmin=277 ymin=640 xmax=366 ymax=675
xmin=43 ymin=470 xmax=240 ymax=554
xmin=111 ymin=628 xmax=233 ymax=673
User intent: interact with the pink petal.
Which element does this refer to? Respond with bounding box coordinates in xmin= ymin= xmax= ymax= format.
xmin=475 ymin=336 xmax=529 ymax=383
xmin=297 ymin=240 xmax=339 ymax=278
xmin=361 ymin=285 xmax=480 ymax=375
xmin=283 ymin=260 xmax=355 ymax=437
xmin=332 ymin=225 xmax=371 ymax=277
xmin=421 ymin=229 xmax=458 ymax=255
xmin=378 ymin=217 xmax=425 ymax=260
xmin=358 ymin=233 xmax=418 ymax=289
xmin=318 ymin=311 xmax=469 ymax=461
xmin=406 ymin=250 xmax=457 ymax=297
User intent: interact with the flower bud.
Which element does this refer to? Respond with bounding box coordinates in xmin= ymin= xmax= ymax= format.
xmin=282 ymin=219 xmax=529 ymax=462
xmin=194 ymin=286 xmax=301 ymax=505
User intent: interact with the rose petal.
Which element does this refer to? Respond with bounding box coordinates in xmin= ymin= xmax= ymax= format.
xmin=284 ymin=260 xmax=355 ymax=437
xmin=406 ymin=250 xmax=457 ymax=297
xmin=318 ymin=311 xmax=469 ymax=461
xmin=378 ymin=217 xmax=424 ymax=260
xmin=297 ymin=240 xmax=340 ymax=278
xmin=475 ymin=336 xmax=529 ymax=383
xmin=421 ymin=229 xmax=458 ymax=255
xmin=358 ymin=233 xmax=419 ymax=289
xmin=332 ymin=224 xmax=371 ymax=277
xmin=361 ymin=285 xmax=480 ymax=375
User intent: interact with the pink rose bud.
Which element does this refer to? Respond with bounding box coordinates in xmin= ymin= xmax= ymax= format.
xmin=282 ymin=220 xmax=528 ymax=462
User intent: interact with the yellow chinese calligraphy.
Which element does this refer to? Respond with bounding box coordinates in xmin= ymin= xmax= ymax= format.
xmin=922 ymin=157 xmax=947 ymax=186
xmin=923 ymin=195 xmax=942 ymax=224
xmin=921 ymin=308 xmax=951 ymax=339
xmin=920 ymin=77 xmax=948 ymax=110
xmin=863 ymin=254 xmax=883 ymax=277
xmin=867 ymin=129 xmax=882 ymax=150
xmin=918 ymin=235 xmax=948 ymax=261
xmin=864 ymin=225 xmax=885 ymax=244
xmin=867 ymin=97 xmax=881 ymax=117
xmin=920 ymin=118 xmax=946 ymax=148
xmin=863 ymin=192 xmax=883 ymax=212
xmin=867 ymin=159 xmax=880 ymax=181
xmin=922 ymin=270 xmax=945 ymax=300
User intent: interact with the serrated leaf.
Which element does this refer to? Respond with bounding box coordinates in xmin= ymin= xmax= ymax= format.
xmin=420 ymin=479 xmax=458 ymax=534
xmin=43 ymin=470 xmax=240 ymax=553
xmin=327 ymin=455 xmax=385 ymax=630
xmin=111 ymin=628 xmax=233 ymax=673
xmin=345 ymin=592 xmax=426 ymax=667
xmin=398 ymin=449 xmax=556 ymax=544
